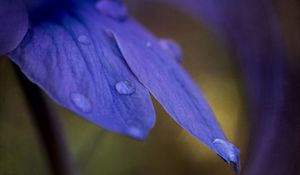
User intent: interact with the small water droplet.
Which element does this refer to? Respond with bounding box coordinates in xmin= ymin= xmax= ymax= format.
xmin=159 ymin=38 xmax=182 ymax=62
xmin=70 ymin=93 xmax=92 ymax=113
xmin=77 ymin=35 xmax=90 ymax=45
xmin=127 ymin=127 xmax=147 ymax=140
xmin=125 ymin=119 xmax=150 ymax=141
xmin=213 ymin=138 xmax=240 ymax=172
xmin=95 ymin=0 xmax=128 ymax=21
xmin=146 ymin=41 xmax=152 ymax=47
xmin=115 ymin=80 xmax=135 ymax=95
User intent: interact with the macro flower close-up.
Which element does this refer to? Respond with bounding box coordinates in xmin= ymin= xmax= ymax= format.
xmin=0 ymin=0 xmax=299 ymax=175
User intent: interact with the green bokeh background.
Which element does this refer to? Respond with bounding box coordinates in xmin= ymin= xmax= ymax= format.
xmin=1 ymin=1 xmax=298 ymax=175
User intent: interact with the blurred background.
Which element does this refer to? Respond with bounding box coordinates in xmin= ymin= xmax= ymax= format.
xmin=0 ymin=0 xmax=298 ymax=175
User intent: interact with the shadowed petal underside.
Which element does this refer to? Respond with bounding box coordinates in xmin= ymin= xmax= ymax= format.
xmin=0 ymin=0 xmax=28 ymax=55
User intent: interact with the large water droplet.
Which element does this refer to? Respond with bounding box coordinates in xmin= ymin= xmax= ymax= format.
xmin=213 ymin=138 xmax=240 ymax=172
xmin=115 ymin=80 xmax=135 ymax=95
xmin=95 ymin=0 xmax=128 ymax=21
xmin=159 ymin=38 xmax=182 ymax=62
xmin=70 ymin=93 xmax=92 ymax=113
xmin=77 ymin=35 xmax=90 ymax=45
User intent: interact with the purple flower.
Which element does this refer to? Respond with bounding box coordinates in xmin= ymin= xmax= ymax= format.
xmin=0 ymin=0 xmax=239 ymax=170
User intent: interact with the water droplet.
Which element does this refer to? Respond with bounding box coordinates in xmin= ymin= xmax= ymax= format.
xmin=125 ymin=119 xmax=150 ymax=141
xmin=115 ymin=80 xmax=135 ymax=95
xmin=146 ymin=41 xmax=152 ymax=48
xmin=77 ymin=35 xmax=90 ymax=45
xmin=159 ymin=38 xmax=182 ymax=62
xmin=127 ymin=127 xmax=147 ymax=140
xmin=95 ymin=0 xmax=128 ymax=21
xmin=70 ymin=93 xmax=92 ymax=113
xmin=213 ymin=138 xmax=240 ymax=172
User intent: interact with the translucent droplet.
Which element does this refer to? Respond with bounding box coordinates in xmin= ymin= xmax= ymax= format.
xmin=115 ymin=80 xmax=135 ymax=95
xmin=146 ymin=41 xmax=152 ymax=48
xmin=127 ymin=127 xmax=147 ymax=140
xmin=70 ymin=93 xmax=92 ymax=113
xmin=95 ymin=0 xmax=128 ymax=21
xmin=159 ymin=38 xmax=182 ymax=62
xmin=125 ymin=119 xmax=149 ymax=141
xmin=77 ymin=35 xmax=90 ymax=45
xmin=213 ymin=138 xmax=240 ymax=172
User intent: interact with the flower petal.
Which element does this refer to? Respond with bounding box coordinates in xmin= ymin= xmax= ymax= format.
xmin=105 ymin=18 xmax=240 ymax=166
xmin=0 ymin=0 xmax=29 ymax=55
xmin=7 ymin=6 xmax=155 ymax=140
xmin=153 ymin=0 xmax=296 ymax=172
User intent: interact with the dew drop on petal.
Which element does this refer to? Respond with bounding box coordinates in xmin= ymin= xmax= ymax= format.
xmin=70 ymin=93 xmax=92 ymax=113
xmin=125 ymin=119 xmax=148 ymax=140
xmin=115 ymin=80 xmax=135 ymax=95
xmin=127 ymin=127 xmax=146 ymax=140
xmin=95 ymin=0 xmax=128 ymax=21
xmin=146 ymin=41 xmax=152 ymax=48
xmin=159 ymin=38 xmax=182 ymax=62
xmin=213 ymin=138 xmax=240 ymax=172
xmin=77 ymin=35 xmax=91 ymax=45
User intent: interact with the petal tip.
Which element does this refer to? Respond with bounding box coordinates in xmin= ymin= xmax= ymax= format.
xmin=212 ymin=138 xmax=241 ymax=172
xmin=126 ymin=127 xmax=149 ymax=141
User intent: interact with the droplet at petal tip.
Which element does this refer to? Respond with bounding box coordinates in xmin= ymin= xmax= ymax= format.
xmin=213 ymin=138 xmax=241 ymax=172
xmin=126 ymin=127 xmax=149 ymax=141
